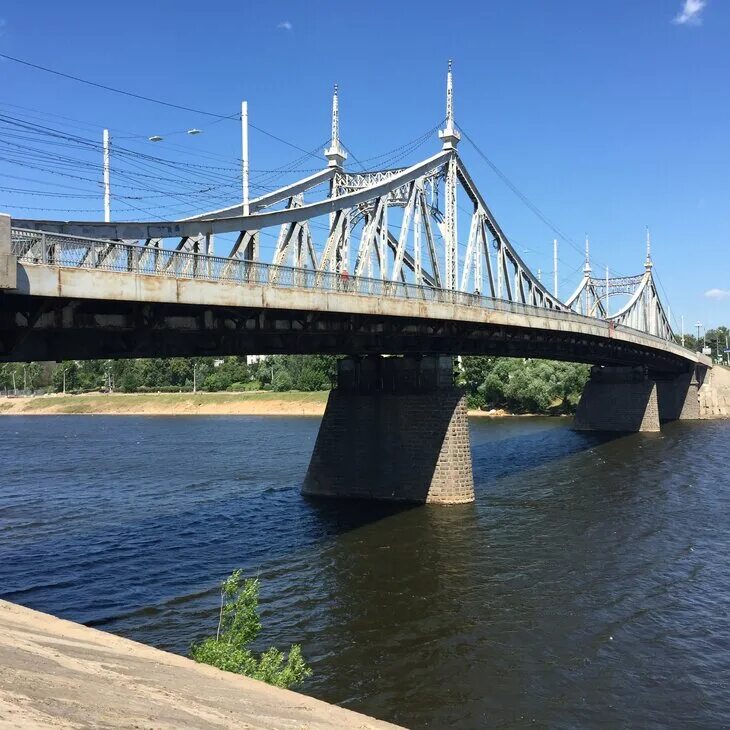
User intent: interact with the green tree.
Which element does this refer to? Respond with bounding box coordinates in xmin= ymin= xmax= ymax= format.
xmin=272 ymin=368 xmax=294 ymax=392
xmin=119 ymin=362 xmax=142 ymax=392
xmin=52 ymin=361 xmax=81 ymax=392
xmin=462 ymin=357 xmax=590 ymax=414
xmin=191 ymin=570 xmax=312 ymax=689
xmin=78 ymin=360 xmax=106 ymax=391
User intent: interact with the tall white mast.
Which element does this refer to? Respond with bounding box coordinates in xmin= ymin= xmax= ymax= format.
xmin=103 ymin=129 xmax=111 ymax=223
xmin=241 ymin=101 xmax=249 ymax=216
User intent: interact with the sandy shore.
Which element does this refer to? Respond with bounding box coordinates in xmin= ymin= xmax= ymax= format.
xmin=0 ymin=599 xmax=401 ymax=729
xmin=0 ymin=391 xmax=329 ymax=416
xmin=0 ymin=391 xmax=524 ymax=418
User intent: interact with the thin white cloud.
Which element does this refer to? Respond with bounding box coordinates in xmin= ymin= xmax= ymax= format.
xmin=673 ymin=0 xmax=707 ymax=25
xmin=704 ymin=288 xmax=730 ymax=300
xmin=277 ymin=20 xmax=293 ymax=31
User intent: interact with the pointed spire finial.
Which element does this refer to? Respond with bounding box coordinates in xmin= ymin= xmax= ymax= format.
xmin=645 ymin=226 xmax=653 ymax=270
xmin=439 ymin=59 xmax=461 ymax=150
xmin=324 ymin=83 xmax=346 ymax=168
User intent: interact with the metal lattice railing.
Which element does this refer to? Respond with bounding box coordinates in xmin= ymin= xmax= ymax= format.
xmin=9 ymin=227 xmax=681 ymax=349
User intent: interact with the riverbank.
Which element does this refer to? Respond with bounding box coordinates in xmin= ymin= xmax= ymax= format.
xmin=0 ymin=391 xmax=528 ymax=417
xmin=0 ymin=391 xmax=330 ymax=416
xmin=0 ymin=599 xmax=402 ymax=729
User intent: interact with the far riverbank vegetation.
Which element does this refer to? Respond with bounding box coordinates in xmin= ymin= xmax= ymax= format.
xmin=1 ymin=354 xmax=594 ymax=415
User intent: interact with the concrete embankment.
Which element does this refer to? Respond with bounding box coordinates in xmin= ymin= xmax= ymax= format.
xmin=0 ymin=600 xmax=402 ymax=730
xmin=700 ymin=366 xmax=730 ymax=418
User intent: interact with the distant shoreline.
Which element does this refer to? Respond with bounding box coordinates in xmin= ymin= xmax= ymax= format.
xmin=0 ymin=391 xmax=558 ymax=418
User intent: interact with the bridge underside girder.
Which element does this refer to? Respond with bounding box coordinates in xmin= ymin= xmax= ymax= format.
xmin=0 ymin=295 xmax=693 ymax=375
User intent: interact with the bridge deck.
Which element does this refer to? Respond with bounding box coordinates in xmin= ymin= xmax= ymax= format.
xmin=1 ymin=255 xmax=707 ymax=373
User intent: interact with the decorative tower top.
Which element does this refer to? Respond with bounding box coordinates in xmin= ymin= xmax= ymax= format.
xmin=438 ymin=60 xmax=461 ymax=150
xmin=324 ymin=84 xmax=347 ymax=168
xmin=584 ymin=234 xmax=592 ymax=275
xmin=645 ymin=226 xmax=653 ymax=270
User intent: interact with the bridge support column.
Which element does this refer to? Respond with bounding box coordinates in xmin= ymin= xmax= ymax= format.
xmin=656 ymin=370 xmax=701 ymax=421
xmin=573 ymin=365 xmax=660 ymax=432
xmin=302 ymin=355 xmax=475 ymax=504
xmin=0 ymin=214 xmax=17 ymax=290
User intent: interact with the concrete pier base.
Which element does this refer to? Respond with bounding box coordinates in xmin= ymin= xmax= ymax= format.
xmin=302 ymin=356 xmax=474 ymax=504
xmin=573 ymin=365 xmax=660 ymax=432
xmin=656 ymin=371 xmax=700 ymax=421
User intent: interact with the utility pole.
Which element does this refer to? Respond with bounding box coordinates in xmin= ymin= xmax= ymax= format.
xmin=193 ymin=362 xmax=197 ymax=394
xmin=103 ymin=129 xmax=111 ymax=223
xmin=553 ymin=238 xmax=558 ymax=299
xmin=681 ymin=315 xmax=685 ymax=347
xmin=696 ymin=321 xmax=702 ymax=351
xmin=605 ymin=266 xmax=610 ymax=317
xmin=63 ymin=368 xmax=67 ymax=395
xmin=12 ymin=371 xmax=16 ymax=396
xmin=241 ymin=101 xmax=249 ymax=216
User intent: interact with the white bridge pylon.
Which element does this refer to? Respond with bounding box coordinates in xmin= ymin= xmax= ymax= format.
xmin=565 ymin=231 xmax=673 ymax=340
xmin=13 ymin=63 xmax=675 ymax=342
xmin=166 ymin=64 xmax=565 ymax=312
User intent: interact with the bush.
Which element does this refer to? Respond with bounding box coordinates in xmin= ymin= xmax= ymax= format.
xmin=466 ymin=391 xmax=485 ymax=410
xmin=461 ymin=357 xmax=590 ymax=414
xmin=227 ymin=381 xmax=262 ymax=392
xmin=272 ymin=370 xmax=294 ymax=392
xmin=191 ymin=571 xmax=312 ymax=689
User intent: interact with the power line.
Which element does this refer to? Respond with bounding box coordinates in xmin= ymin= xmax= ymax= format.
xmin=458 ymin=124 xmax=627 ymax=277
xmin=0 ymin=52 xmax=324 ymax=160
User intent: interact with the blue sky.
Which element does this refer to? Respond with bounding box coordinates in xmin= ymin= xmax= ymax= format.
xmin=0 ymin=0 xmax=728 ymax=330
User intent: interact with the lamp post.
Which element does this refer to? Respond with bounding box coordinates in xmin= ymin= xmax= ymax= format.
xmin=106 ymin=127 xmax=206 ymax=216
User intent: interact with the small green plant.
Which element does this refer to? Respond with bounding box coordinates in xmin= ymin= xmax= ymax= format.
xmin=190 ymin=570 xmax=312 ymax=689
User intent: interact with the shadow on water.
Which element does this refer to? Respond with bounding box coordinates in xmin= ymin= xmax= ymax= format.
xmin=301 ymin=495 xmax=418 ymax=536
xmin=471 ymin=417 xmax=623 ymax=482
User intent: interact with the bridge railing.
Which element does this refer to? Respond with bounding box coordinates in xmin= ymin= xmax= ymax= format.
xmin=10 ymin=227 xmax=682 ymax=350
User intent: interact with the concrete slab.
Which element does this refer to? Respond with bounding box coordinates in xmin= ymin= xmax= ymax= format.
xmin=0 ymin=599 xmax=402 ymax=730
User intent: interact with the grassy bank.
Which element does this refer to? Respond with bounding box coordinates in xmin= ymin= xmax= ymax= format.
xmin=0 ymin=390 xmax=330 ymax=416
xmin=0 ymin=390 xmax=563 ymax=417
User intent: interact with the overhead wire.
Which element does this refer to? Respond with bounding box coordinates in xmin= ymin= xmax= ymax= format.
xmin=457 ymin=124 xmax=631 ymax=279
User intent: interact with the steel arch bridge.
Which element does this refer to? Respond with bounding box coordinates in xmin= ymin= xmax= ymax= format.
xmin=0 ymin=64 xmax=701 ymax=375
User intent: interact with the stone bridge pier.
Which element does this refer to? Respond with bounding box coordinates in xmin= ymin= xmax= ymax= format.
xmin=302 ymin=355 xmax=475 ymax=504
xmin=573 ymin=365 xmax=703 ymax=432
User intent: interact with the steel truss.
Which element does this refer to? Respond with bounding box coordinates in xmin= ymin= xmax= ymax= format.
xmin=10 ymin=64 xmax=675 ymax=342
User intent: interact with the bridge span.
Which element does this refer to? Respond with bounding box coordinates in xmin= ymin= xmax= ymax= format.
xmin=0 ymin=65 xmax=713 ymax=504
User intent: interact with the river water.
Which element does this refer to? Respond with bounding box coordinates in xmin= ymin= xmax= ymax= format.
xmin=1 ymin=414 xmax=728 ymax=728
